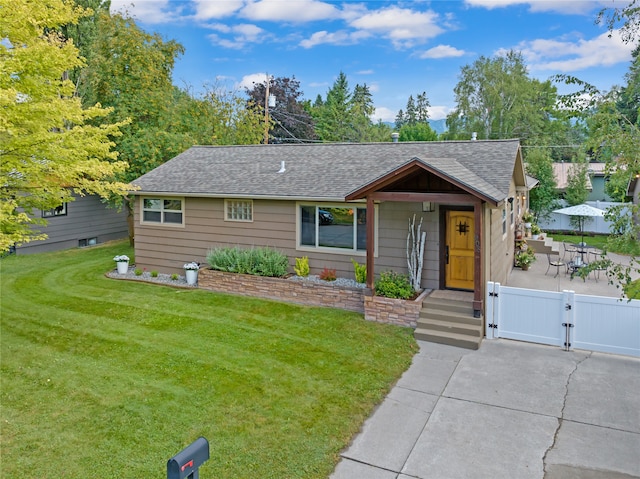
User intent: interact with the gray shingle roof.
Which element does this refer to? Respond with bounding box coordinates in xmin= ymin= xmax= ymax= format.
xmin=131 ymin=140 xmax=521 ymax=203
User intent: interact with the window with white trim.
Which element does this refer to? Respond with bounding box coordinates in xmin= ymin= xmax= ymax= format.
xmin=510 ymin=200 xmax=514 ymax=226
xmin=225 ymin=199 xmax=253 ymax=222
xmin=298 ymin=204 xmax=370 ymax=253
xmin=142 ymin=198 xmax=183 ymax=225
xmin=43 ymin=203 xmax=67 ymax=217
xmin=502 ymin=207 xmax=507 ymax=235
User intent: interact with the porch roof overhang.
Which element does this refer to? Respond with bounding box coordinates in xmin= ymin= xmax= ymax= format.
xmin=345 ymin=158 xmax=499 ymax=206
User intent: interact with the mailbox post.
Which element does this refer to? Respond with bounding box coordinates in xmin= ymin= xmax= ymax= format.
xmin=167 ymin=437 xmax=209 ymax=479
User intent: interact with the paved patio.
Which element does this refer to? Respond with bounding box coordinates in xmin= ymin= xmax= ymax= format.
xmin=507 ymin=245 xmax=638 ymax=299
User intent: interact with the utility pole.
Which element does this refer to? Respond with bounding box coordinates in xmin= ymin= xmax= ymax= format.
xmin=264 ymin=74 xmax=276 ymax=144
xmin=264 ymin=76 xmax=270 ymax=144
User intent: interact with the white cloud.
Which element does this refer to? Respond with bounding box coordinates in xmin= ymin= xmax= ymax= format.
xmin=238 ymin=72 xmax=270 ymax=91
xmin=110 ymin=0 xmax=179 ymax=23
xmin=464 ymin=0 xmax=600 ymax=15
xmin=372 ymin=106 xmax=396 ymax=123
xmin=349 ymin=6 xmax=444 ymax=48
xmin=514 ymin=29 xmax=634 ymax=72
xmin=240 ymin=0 xmax=340 ymax=22
xmin=207 ymin=23 xmax=268 ymax=49
xmin=428 ymin=105 xmax=452 ymax=120
xmin=419 ymin=45 xmax=466 ymax=59
xmin=357 ymin=69 xmax=375 ymax=75
xmin=300 ymin=30 xmax=371 ymax=49
xmin=193 ymin=0 xmax=244 ymax=20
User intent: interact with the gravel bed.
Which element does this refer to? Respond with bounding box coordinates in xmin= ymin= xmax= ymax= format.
xmin=107 ymin=268 xmax=366 ymax=289
xmin=288 ymin=274 xmax=367 ymax=289
xmin=106 ymin=267 xmax=196 ymax=287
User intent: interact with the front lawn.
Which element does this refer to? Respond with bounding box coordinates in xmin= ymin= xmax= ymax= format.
xmin=0 ymin=242 xmax=416 ymax=478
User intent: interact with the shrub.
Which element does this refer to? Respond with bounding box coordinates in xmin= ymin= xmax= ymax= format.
xmin=374 ymin=271 xmax=414 ymax=299
xmin=351 ymin=259 xmax=366 ymax=283
xmin=151 ymin=271 xmax=159 ymax=277
xmin=206 ymin=246 xmax=288 ymax=277
xmin=294 ymin=256 xmax=310 ymax=277
xmin=170 ymin=273 xmax=179 ymax=281
xmin=134 ymin=268 xmax=143 ymax=276
xmin=319 ymin=267 xmax=337 ymax=281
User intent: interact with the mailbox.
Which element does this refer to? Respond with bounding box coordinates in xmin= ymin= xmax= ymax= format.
xmin=167 ymin=437 xmax=209 ymax=479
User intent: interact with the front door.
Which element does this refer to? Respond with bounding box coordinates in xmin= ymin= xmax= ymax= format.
xmin=445 ymin=210 xmax=474 ymax=290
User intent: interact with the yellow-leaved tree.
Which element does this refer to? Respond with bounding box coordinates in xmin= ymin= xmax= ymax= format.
xmin=0 ymin=0 xmax=131 ymax=253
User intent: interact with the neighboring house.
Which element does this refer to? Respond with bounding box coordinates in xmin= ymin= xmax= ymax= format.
xmin=552 ymin=162 xmax=612 ymax=202
xmin=130 ymin=140 xmax=528 ymax=320
xmin=14 ymin=194 xmax=129 ymax=255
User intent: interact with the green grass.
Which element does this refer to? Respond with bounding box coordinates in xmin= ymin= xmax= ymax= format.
xmin=0 ymin=241 xmax=417 ymax=478
xmin=543 ymin=232 xmax=609 ymax=251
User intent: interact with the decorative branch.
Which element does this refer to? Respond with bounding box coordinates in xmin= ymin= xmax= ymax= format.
xmin=406 ymin=214 xmax=426 ymax=292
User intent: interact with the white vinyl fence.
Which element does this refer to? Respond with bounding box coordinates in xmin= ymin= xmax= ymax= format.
xmin=486 ymin=282 xmax=640 ymax=357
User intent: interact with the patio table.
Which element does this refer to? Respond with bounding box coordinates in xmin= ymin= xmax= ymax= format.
xmin=572 ymin=243 xmax=594 ymax=262
xmin=568 ymin=257 xmax=589 ymax=280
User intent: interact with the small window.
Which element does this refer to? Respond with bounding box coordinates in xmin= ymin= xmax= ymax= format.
xmin=79 ymin=237 xmax=97 ymax=248
xmin=225 ymin=200 xmax=253 ymax=222
xmin=142 ymin=198 xmax=184 ymax=225
xmin=43 ymin=203 xmax=67 ymax=217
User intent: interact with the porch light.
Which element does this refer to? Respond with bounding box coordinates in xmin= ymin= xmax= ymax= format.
xmin=422 ymin=201 xmax=435 ymax=212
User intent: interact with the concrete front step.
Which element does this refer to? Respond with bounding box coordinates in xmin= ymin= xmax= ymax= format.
xmin=414 ymin=328 xmax=481 ymax=350
xmin=421 ymin=297 xmax=474 ymax=315
xmin=417 ymin=295 xmax=483 ymax=349
xmin=417 ymin=317 xmax=483 ymax=337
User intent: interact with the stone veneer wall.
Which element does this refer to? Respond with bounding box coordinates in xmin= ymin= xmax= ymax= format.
xmin=363 ymin=290 xmax=430 ymax=328
xmin=198 ymin=269 xmax=426 ymax=328
xmin=198 ymin=269 xmax=366 ymax=313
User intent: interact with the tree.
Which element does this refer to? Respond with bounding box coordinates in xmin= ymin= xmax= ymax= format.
xmin=525 ymin=148 xmax=558 ymax=222
xmin=394 ymin=109 xmax=406 ymax=129
xmin=445 ymin=51 xmax=562 ymax=143
xmin=245 ymin=76 xmax=316 ymax=143
xmin=0 ymin=0 xmax=129 ymax=252
xmin=398 ymin=123 xmax=438 ymax=142
xmin=350 ymin=83 xmax=376 ymax=142
xmin=416 ymin=92 xmax=431 ymax=123
xmin=564 ymin=159 xmax=589 ymax=206
xmin=404 ymin=95 xmax=417 ymax=125
xmin=313 ymin=72 xmax=353 ymax=142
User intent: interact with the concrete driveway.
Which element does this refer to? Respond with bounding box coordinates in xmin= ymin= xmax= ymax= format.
xmin=331 ymin=340 xmax=640 ymax=479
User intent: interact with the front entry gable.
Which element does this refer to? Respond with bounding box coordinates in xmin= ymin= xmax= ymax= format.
xmin=346 ymin=158 xmax=502 ymax=206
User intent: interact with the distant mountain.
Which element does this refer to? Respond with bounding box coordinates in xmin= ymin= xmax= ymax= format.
xmin=428 ymin=119 xmax=447 ymax=134
xmin=382 ymin=119 xmax=448 ymax=135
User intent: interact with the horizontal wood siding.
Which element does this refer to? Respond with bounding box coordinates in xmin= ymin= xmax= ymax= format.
xmin=133 ymin=197 xmax=440 ymax=283
xmin=133 ymin=197 xmax=297 ymax=273
xmin=16 ymin=195 xmax=128 ymax=255
xmin=488 ymin=202 xmax=514 ymax=285
xmin=376 ymin=201 xmax=440 ymax=290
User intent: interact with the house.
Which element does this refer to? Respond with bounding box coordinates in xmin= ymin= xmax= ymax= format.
xmin=13 ymin=194 xmax=129 ymax=255
xmin=552 ymin=162 xmax=612 ymax=202
xmin=130 ymin=139 xmax=528 ymax=325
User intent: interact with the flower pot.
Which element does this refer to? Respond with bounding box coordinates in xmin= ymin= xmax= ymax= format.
xmin=185 ymin=269 xmax=198 ymax=285
xmin=116 ymin=261 xmax=129 ymax=274
xmin=521 ymin=264 xmax=530 ymax=271
xmin=524 ymin=222 xmax=532 ymax=229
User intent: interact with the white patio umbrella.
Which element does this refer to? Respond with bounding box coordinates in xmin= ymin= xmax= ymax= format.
xmin=553 ymin=203 xmax=605 ymax=246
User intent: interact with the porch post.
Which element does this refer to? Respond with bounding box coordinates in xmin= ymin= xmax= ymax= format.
xmin=473 ymin=203 xmax=483 ymax=317
xmin=366 ymin=195 xmax=375 ymax=290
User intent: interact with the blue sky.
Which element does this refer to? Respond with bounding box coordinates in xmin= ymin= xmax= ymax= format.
xmin=110 ymin=0 xmax=635 ymax=121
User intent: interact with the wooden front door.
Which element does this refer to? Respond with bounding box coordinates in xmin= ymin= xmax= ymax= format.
xmin=445 ymin=211 xmax=475 ymax=290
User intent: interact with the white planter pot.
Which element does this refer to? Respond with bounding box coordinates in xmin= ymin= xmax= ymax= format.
xmin=185 ymin=269 xmax=198 ymax=285
xmin=116 ymin=261 xmax=129 ymax=274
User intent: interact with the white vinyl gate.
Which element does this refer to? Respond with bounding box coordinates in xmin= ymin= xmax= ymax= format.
xmin=485 ymin=282 xmax=640 ymax=357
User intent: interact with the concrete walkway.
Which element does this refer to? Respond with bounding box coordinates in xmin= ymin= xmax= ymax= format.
xmin=331 ymin=340 xmax=640 ymax=479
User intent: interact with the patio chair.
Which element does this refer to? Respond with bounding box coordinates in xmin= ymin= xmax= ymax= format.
xmin=545 ymin=253 xmax=566 ymax=278
xmin=589 ymin=250 xmax=608 ymax=282
xmin=562 ymin=241 xmax=577 ymax=261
